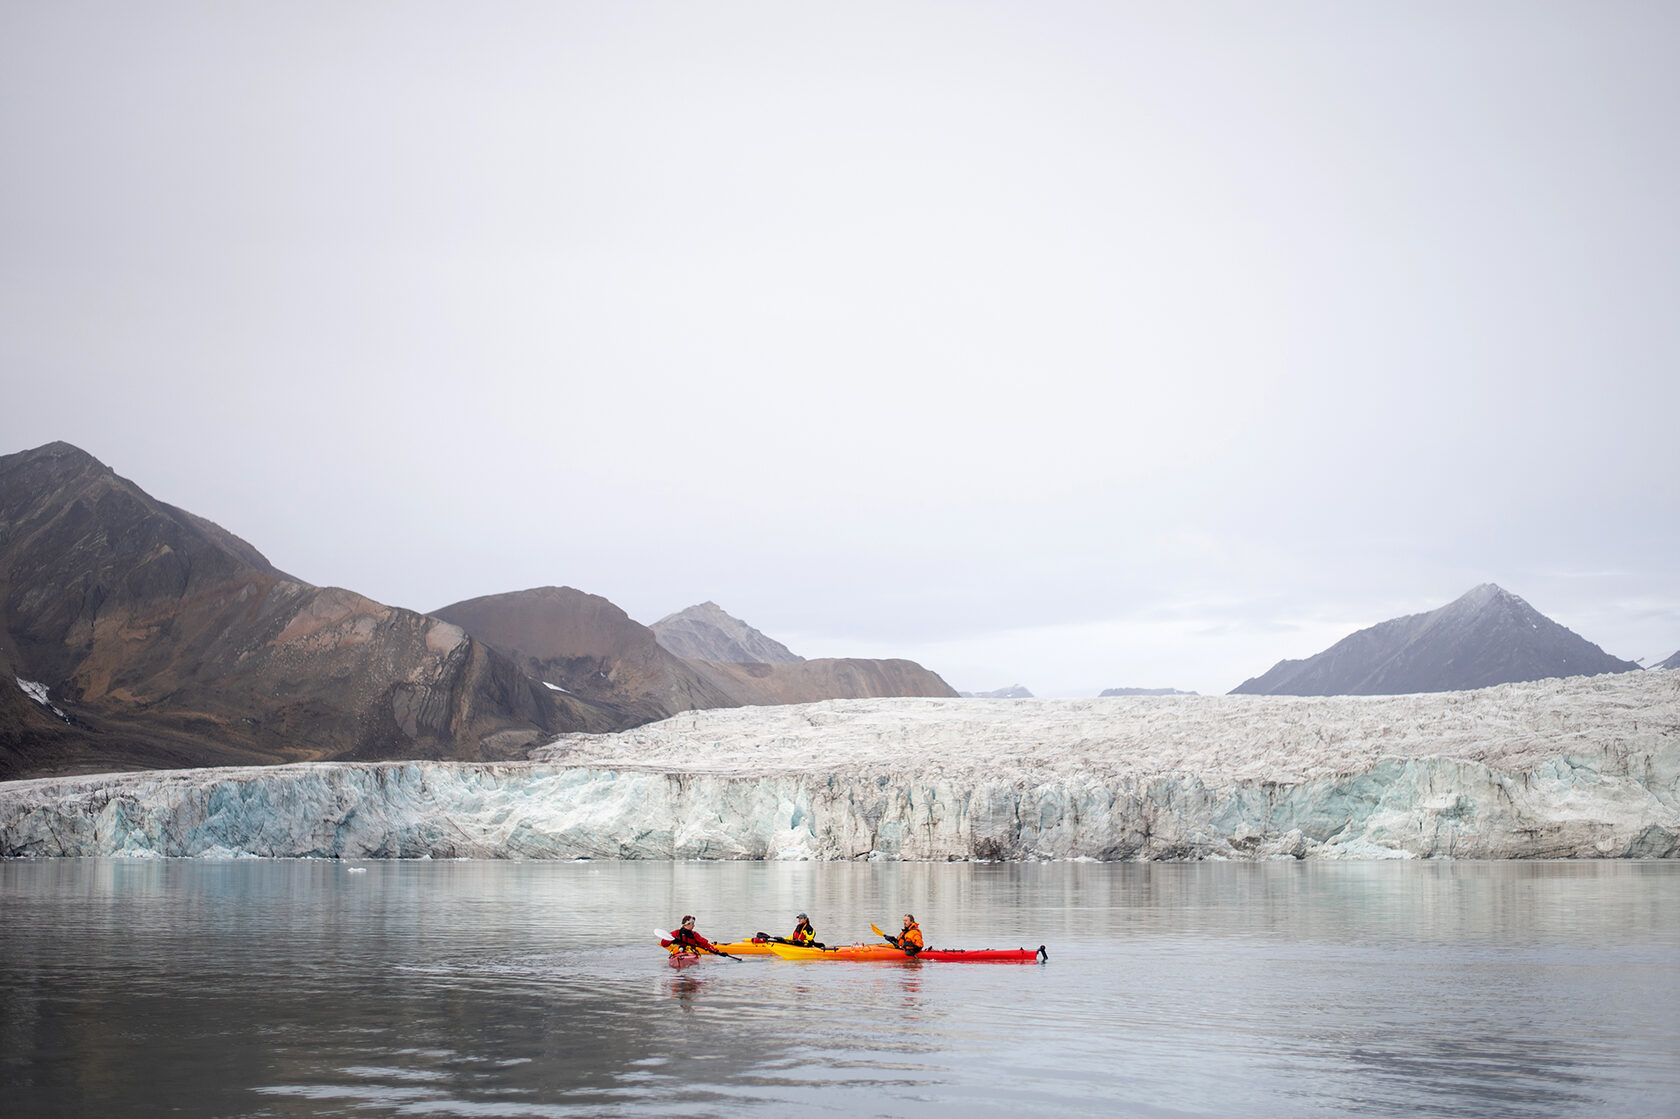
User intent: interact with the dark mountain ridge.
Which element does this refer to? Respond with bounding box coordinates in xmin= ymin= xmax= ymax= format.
xmin=3 ymin=442 xmax=961 ymax=780
xmin=1230 ymin=583 xmax=1640 ymax=696
xmin=1 ymin=442 xmax=582 ymax=779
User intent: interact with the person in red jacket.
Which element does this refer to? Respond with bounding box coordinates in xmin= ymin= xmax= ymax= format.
xmin=665 ymin=915 xmax=720 ymax=957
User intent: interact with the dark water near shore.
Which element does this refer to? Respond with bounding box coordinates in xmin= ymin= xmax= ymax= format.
xmin=1 ymin=859 xmax=1676 ymax=1117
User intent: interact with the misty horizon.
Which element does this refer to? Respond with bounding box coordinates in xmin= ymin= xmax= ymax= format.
xmin=3 ymin=2 xmax=1675 ymax=696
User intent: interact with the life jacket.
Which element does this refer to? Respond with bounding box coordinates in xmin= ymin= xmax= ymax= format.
xmin=671 ymin=927 xmax=714 ymax=955
xmin=900 ymin=922 xmax=924 ymax=953
xmin=792 ymin=919 xmax=816 ymax=945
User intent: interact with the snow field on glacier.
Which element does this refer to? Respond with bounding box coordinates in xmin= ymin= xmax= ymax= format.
xmin=2 ymin=670 xmax=1675 ymax=860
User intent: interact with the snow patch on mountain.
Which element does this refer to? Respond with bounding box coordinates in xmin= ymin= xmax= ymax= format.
xmin=15 ymin=678 xmax=69 ymax=722
xmin=3 ymin=671 xmax=1675 ymax=861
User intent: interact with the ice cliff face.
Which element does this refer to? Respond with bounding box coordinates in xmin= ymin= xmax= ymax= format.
xmin=3 ymin=671 xmax=1676 ymax=860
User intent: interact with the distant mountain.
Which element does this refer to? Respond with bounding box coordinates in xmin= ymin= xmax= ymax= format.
xmin=0 ymin=442 xmax=576 ymax=780
xmin=651 ymin=601 xmax=803 ymax=664
xmin=440 ymin=588 xmax=957 ymax=713
xmin=432 ymin=587 xmax=738 ymax=727
xmin=1100 ymin=687 xmax=1197 ymax=697
xmin=1230 ymin=584 xmax=1640 ymax=696
xmin=1657 ymin=650 xmax=1680 ymax=671
xmin=960 ymin=685 xmax=1034 ymax=698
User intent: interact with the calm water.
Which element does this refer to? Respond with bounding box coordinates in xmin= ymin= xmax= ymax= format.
xmin=1 ymin=859 xmax=1676 ymax=1118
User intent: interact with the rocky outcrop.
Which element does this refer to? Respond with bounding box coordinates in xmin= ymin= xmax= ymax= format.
xmin=5 ymin=671 xmax=1673 ymax=861
xmin=651 ymin=601 xmax=803 ymax=664
xmin=1657 ymin=652 xmax=1680 ymax=671
xmin=0 ymin=442 xmax=577 ymax=779
xmin=1231 ymin=584 xmax=1640 ymax=696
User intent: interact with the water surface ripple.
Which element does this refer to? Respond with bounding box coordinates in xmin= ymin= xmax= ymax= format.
xmin=1 ymin=859 xmax=1675 ymax=1117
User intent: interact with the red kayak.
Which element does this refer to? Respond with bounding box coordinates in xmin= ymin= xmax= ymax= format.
xmin=768 ymin=943 xmax=1046 ymax=963
xmin=918 ymin=946 xmax=1046 ymax=963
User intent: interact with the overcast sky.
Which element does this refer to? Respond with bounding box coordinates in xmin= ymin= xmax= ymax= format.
xmin=3 ymin=1 xmax=1676 ymax=695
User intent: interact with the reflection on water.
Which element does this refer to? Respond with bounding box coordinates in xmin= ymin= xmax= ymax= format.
xmin=1 ymin=859 xmax=1676 ymax=1117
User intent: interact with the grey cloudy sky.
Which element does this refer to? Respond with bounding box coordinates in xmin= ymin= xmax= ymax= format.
xmin=3 ymin=1 xmax=1676 ymax=695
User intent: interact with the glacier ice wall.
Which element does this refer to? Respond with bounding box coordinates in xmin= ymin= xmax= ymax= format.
xmin=2 ymin=672 xmax=1676 ymax=860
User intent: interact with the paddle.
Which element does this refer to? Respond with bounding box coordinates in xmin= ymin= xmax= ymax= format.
xmin=756 ymin=931 xmax=829 ymax=949
xmin=653 ymin=927 xmax=740 ymax=961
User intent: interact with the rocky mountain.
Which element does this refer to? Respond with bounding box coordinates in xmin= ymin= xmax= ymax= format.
xmin=651 ymin=601 xmax=803 ymax=664
xmin=1230 ymin=583 xmax=1640 ymax=696
xmin=431 ymin=587 xmax=738 ymax=727
xmin=1658 ymin=650 xmax=1680 ymax=671
xmin=0 ymin=442 xmax=582 ymax=780
xmin=960 ymin=685 xmax=1034 ymax=698
xmin=1100 ymin=687 xmax=1197 ymax=697
xmin=436 ymin=588 xmax=958 ymax=714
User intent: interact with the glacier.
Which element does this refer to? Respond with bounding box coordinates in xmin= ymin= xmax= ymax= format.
xmin=2 ymin=670 xmax=1676 ymax=860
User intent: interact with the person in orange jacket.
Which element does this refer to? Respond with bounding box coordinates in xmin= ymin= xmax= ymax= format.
xmin=893 ymin=913 xmax=924 ymax=956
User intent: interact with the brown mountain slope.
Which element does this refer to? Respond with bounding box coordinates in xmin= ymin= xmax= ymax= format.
xmin=433 ymin=587 xmax=959 ymax=718
xmin=431 ymin=586 xmax=738 ymax=727
xmin=0 ymin=442 xmax=589 ymax=779
xmin=694 ymin=657 xmax=958 ymax=705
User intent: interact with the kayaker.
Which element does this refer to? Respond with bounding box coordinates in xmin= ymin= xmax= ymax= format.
xmin=666 ymin=915 xmax=718 ymax=956
xmin=895 ymin=914 xmax=924 ymax=956
xmin=790 ymin=913 xmax=818 ymax=946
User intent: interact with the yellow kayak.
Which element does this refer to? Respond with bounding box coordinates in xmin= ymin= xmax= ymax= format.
xmin=711 ymin=938 xmax=779 ymax=956
xmin=766 ymin=942 xmax=901 ymax=961
xmin=655 ymin=931 xmax=781 ymax=956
